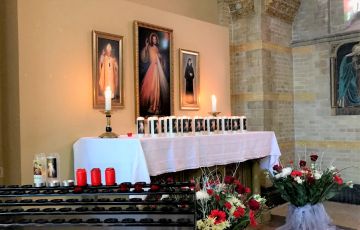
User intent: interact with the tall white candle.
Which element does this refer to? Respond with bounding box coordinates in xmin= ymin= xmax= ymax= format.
xmin=211 ymin=95 xmax=217 ymax=112
xmin=105 ymin=86 xmax=112 ymax=111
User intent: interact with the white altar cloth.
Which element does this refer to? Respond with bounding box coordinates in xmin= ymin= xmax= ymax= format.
xmin=140 ymin=131 xmax=281 ymax=176
xmin=73 ymin=131 xmax=281 ymax=183
xmin=73 ymin=138 xmax=151 ymax=184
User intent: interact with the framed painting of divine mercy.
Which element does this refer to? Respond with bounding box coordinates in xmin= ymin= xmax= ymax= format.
xmin=92 ymin=30 xmax=124 ymax=109
xmin=134 ymin=21 xmax=173 ymax=118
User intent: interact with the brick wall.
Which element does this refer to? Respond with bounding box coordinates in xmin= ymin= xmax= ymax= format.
xmin=219 ymin=0 xmax=295 ymax=162
xmin=219 ymin=0 xmax=360 ymax=183
xmin=293 ymin=1 xmax=360 ymax=184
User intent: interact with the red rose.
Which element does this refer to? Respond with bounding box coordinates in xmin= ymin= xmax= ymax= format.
xmin=299 ymin=160 xmax=306 ymax=167
xmin=248 ymin=198 xmax=260 ymax=211
xmin=245 ymin=187 xmax=251 ymax=194
xmin=207 ymin=189 xmax=214 ymax=196
xmin=249 ymin=210 xmax=257 ymax=227
xmin=310 ymin=153 xmax=318 ymax=162
xmin=235 ymin=184 xmax=245 ymax=194
xmin=290 ymin=170 xmax=302 ymax=177
xmin=333 ymin=175 xmax=343 ymax=185
xmin=209 ymin=209 xmax=227 ymax=224
xmin=307 ymin=176 xmax=315 ymax=185
xmin=272 ymin=164 xmax=282 ymax=172
xmin=234 ymin=179 xmax=241 ymax=186
xmin=224 ymin=176 xmax=235 ymax=184
xmin=215 ymin=195 xmax=220 ymax=202
xmin=233 ymin=207 xmax=245 ymax=218
xmin=224 ymin=202 xmax=232 ymax=210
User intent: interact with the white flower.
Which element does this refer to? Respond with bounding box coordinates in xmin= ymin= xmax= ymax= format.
xmin=282 ymin=167 xmax=292 ymax=177
xmin=274 ymin=167 xmax=292 ymax=179
xmin=314 ymin=171 xmax=322 ymax=180
xmin=294 ymin=176 xmax=303 ymax=184
xmin=253 ymin=194 xmax=267 ymax=204
xmin=346 ymin=181 xmax=354 ymax=188
xmin=226 ymin=196 xmax=245 ymax=208
xmin=328 ymin=165 xmax=336 ymax=171
xmin=196 ymin=190 xmax=210 ymax=200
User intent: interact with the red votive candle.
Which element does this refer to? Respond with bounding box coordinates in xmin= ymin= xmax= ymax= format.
xmin=76 ymin=168 xmax=87 ymax=187
xmin=105 ymin=168 xmax=116 ymax=186
xmin=91 ymin=168 xmax=101 ymax=186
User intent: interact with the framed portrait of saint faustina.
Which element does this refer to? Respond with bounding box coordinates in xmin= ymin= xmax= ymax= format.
xmin=179 ymin=49 xmax=200 ymax=110
xmin=92 ymin=31 xmax=124 ymax=109
xmin=134 ymin=21 xmax=173 ymax=118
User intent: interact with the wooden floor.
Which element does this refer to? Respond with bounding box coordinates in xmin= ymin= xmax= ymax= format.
xmin=252 ymin=201 xmax=360 ymax=230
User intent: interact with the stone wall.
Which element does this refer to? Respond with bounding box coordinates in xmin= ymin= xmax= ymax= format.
xmin=219 ymin=0 xmax=295 ymax=162
xmin=293 ymin=0 xmax=360 ymax=183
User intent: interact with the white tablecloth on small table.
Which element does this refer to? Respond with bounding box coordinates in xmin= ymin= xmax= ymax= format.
xmin=140 ymin=131 xmax=281 ymax=176
xmin=73 ymin=138 xmax=151 ymax=184
xmin=73 ymin=131 xmax=281 ymax=183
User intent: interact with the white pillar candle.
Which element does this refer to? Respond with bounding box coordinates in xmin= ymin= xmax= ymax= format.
xmin=211 ymin=95 xmax=217 ymax=112
xmin=193 ymin=116 xmax=202 ymax=135
xmin=188 ymin=117 xmax=193 ymax=134
xmin=204 ymin=116 xmax=209 ymax=133
xmin=137 ymin=117 xmax=145 ymax=137
xmin=166 ymin=116 xmax=177 ymax=137
xmin=148 ymin=117 xmax=158 ymax=137
xmin=105 ymin=86 xmax=112 ymax=111
xmin=225 ymin=117 xmax=231 ymax=132
xmin=177 ymin=117 xmax=183 ymax=135
xmin=240 ymin=116 xmax=247 ymax=132
xmin=182 ymin=116 xmax=190 ymax=135
xmin=209 ymin=117 xmax=217 ymax=134
xmin=159 ymin=117 xmax=166 ymax=135
xmin=231 ymin=116 xmax=239 ymax=132
xmin=219 ymin=116 xmax=226 ymax=133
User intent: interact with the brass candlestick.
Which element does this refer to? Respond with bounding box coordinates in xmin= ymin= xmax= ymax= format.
xmin=99 ymin=110 xmax=118 ymax=138
xmin=208 ymin=112 xmax=221 ymax=117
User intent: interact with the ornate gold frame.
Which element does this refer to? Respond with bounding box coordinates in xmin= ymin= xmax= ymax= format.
xmin=133 ymin=21 xmax=174 ymax=120
xmin=92 ymin=30 xmax=124 ymax=109
xmin=179 ymin=49 xmax=200 ymax=110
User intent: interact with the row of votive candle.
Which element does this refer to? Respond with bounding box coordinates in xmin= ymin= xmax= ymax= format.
xmin=76 ymin=168 xmax=115 ymax=186
xmin=136 ymin=116 xmax=247 ymax=137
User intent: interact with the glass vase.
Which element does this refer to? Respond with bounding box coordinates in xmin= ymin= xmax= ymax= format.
xmin=277 ymin=203 xmax=337 ymax=230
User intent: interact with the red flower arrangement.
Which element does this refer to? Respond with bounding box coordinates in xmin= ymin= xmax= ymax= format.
xmin=269 ymin=153 xmax=352 ymax=207
xmin=196 ymin=175 xmax=266 ymax=230
xmin=209 ymin=209 xmax=226 ymax=224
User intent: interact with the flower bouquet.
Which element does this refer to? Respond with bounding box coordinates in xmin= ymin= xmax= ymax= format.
xmin=196 ymin=175 xmax=266 ymax=230
xmin=269 ymin=153 xmax=353 ymax=230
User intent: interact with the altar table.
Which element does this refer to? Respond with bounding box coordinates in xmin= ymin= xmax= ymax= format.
xmin=73 ymin=131 xmax=281 ymax=184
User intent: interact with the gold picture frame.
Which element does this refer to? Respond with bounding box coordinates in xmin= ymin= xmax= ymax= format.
xmin=134 ymin=21 xmax=174 ymax=119
xmin=92 ymin=30 xmax=124 ymax=109
xmin=179 ymin=49 xmax=200 ymax=110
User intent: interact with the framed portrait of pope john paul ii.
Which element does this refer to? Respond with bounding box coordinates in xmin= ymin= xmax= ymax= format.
xmin=134 ymin=21 xmax=173 ymax=118
xmin=92 ymin=30 xmax=124 ymax=109
xmin=179 ymin=49 xmax=200 ymax=110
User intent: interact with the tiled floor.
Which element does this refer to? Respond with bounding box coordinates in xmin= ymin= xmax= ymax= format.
xmin=254 ymin=201 xmax=360 ymax=230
